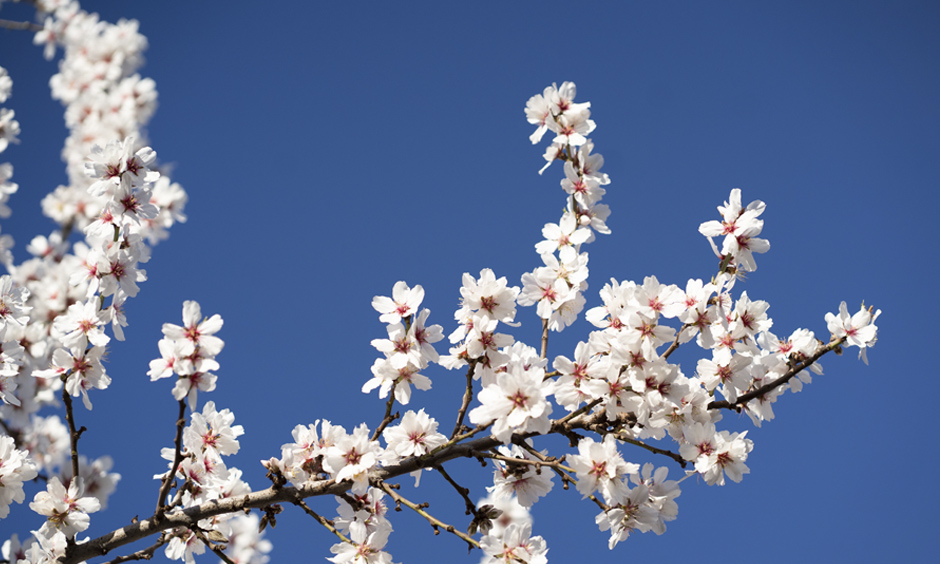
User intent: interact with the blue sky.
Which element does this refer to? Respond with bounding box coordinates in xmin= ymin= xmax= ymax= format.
xmin=1 ymin=1 xmax=938 ymax=562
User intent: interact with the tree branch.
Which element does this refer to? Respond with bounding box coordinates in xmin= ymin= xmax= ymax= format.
xmin=155 ymin=400 xmax=188 ymax=519
xmin=370 ymin=388 xmax=399 ymax=442
xmin=613 ymin=433 xmax=687 ymax=468
xmin=292 ymin=498 xmax=350 ymax=544
xmin=61 ymin=379 xmax=84 ymax=485
xmin=63 ymin=433 xmax=508 ymax=564
xmin=434 ymin=464 xmax=477 ymax=517
xmin=540 ymin=318 xmax=549 ymax=360
xmin=0 ymin=18 xmax=43 ymax=32
xmin=707 ymin=337 xmax=843 ymax=411
xmin=450 ymin=363 xmax=476 ymax=439
xmin=660 ymin=324 xmax=690 ymax=360
xmin=101 ymin=538 xmax=165 ymax=563
xmin=376 ymin=481 xmax=479 ymax=552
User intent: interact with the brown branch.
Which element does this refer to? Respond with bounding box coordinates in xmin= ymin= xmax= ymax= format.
xmin=660 ymin=324 xmax=690 ymax=360
xmin=61 ymin=380 xmax=83 ymax=486
xmin=515 ymin=441 xmax=607 ymax=511
xmin=434 ymin=464 xmax=477 ymax=517
xmin=476 ymin=450 xmax=574 ymax=473
xmin=540 ymin=318 xmax=549 ymax=359
xmin=707 ymin=337 xmax=843 ymax=411
xmin=614 ymin=434 xmax=687 ymax=468
xmin=63 ymin=432 xmax=510 ymax=564
xmin=370 ymin=388 xmax=399 ymax=442
xmin=292 ymin=498 xmax=350 ymax=543
xmin=0 ymin=18 xmax=43 ymax=32
xmin=375 ymin=481 xmax=480 ymax=551
xmin=155 ymin=400 xmax=187 ymax=519
xmin=101 ymin=538 xmax=165 ymax=563
xmin=450 ymin=363 xmax=476 ymax=438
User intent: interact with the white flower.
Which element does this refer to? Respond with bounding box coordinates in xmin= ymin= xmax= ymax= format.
xmin=382 ymin=409 xmax=445 ymax=460
xmin=372 ymin=281 xmax=424 ymax=325
xmin=469 ymin=365 xmax=553 ymax=444
xmin=0 ymin=436 xmax=38 ymax=518
xmin=459 ymin=269 xmax=521 ymax=325
xmin=184 ymin=400 xmax=244 ymax=461
xmin=223 ymin=513 xmax=272 ymax=564
xmin=567 ymin=435 xmax=638 ymax=501
xmin=826 ymin=301 xmax=880 ymax=363
xmin=479 ymin=522 xmax=548 ymax=564
xmin=51 ymin=299 xmax=111 ymax=351
xmin=323 ymin=424 xmax=382 ymax=493
xmin=162 ymin=300 xmax=224 ymax=357
xmin=30 ymin=476 xmax=101 ymax=538
xmin=328 ymin=523 xmax=394 ymax=564
xmin=486 ymin=444 xmax=554 ymax=507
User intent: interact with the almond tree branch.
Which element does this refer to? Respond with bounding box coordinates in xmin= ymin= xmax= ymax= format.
xmin=0 ymin=18 xmax=42 ymax=32
xmin=62 ymin=333 xmax=845 ymax=564
xmin=376 ymin=481 xmax=480 ymax=552
xmin=434 ymin=464 xmax=478 ymax=517
xmin=539 ymin=318 xmax=549 ymax=359
xmin=660 ymin=324 xmax=690 ymax=360
xmin=154 ymin=400 xmax=187 ymax=519
xmin=613 ymin=433 xmax=687 ymax=468
xmin=291 ymin=498 xmax=350 ymax=544
xmin=64 ymin=432 xmax=507 ymax=564
xmin=101 ymin=538 xmax=165 ymax=563
xmin=370 ymin=386 xmax=399 ymax=442
xmin=61 ymin=376 xmax=84 ymax=485
xmin=707 ymin=337 xmax=843 ymax=411
xmin=450 ymin=362 xmax=477 ymax=439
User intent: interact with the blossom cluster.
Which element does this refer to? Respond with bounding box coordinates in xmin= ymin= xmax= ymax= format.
xmin=364 ymin=281 xmax=443 ymax=405
xmin=0 ymin=0 xmax=187 ymax=478
xmin=519 ymin=82 xmax=611 ymax=332
xmin=148 ymin=300 xmax=224 ymax=408
xmin=271 ymin=420 xmax=396 ymax=562
xmin=147 ymin=302 xmax=270 ymax=564
xmin=698 ymin=188 xmax=769 ymax=274
xmin=156 ymin=400 xmax=255 ymax=564
xmin=0 ymin=2 xmax=203 ymax=562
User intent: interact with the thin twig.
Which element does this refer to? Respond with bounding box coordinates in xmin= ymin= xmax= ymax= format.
xmin=61 ymin=378 xmax=83 ymax=485
xmin=660 ymin=324 xmax=690 ymax=360
xmin=429 ymin=423 xmax=492 ymax=460
xmin=292 ymin=498 xmax=350 ymax=543
xmin=515 ymin=442 xmax=607 ymax=511
xmin=540 ymin=318 xmax=549 ymax=359
xmin=450 ymin=363 xmax=476 ymax=438
xmin=614 ymin=434 xmax=687 ymax=468
xmin=371 ymin=388 xmax=399 ymax=442
xmin=189 ymin=528 xmax=235 ymax=564
xmin=476 ymin=450 xmax=575 ymax=473
xmin=376 ymin=481 xmax=480 ymax=551
xmin=155 ymin=400 xmax=187 ymax=519
xmin=0 ymin=18 xmax=43 ymax=32
xmin=101 ymin=538 xmax=165 ymax=563
xmin=434 ymin=465 xmax=477 ymax=516
xmin=708 ymin=337 xmax=843 ymax=411
xmin=552 ymin=398 xmax=602 ymax=429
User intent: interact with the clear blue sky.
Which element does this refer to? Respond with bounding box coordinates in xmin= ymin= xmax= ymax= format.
xmin=1 ymin=1 xmax=937 ymax=562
